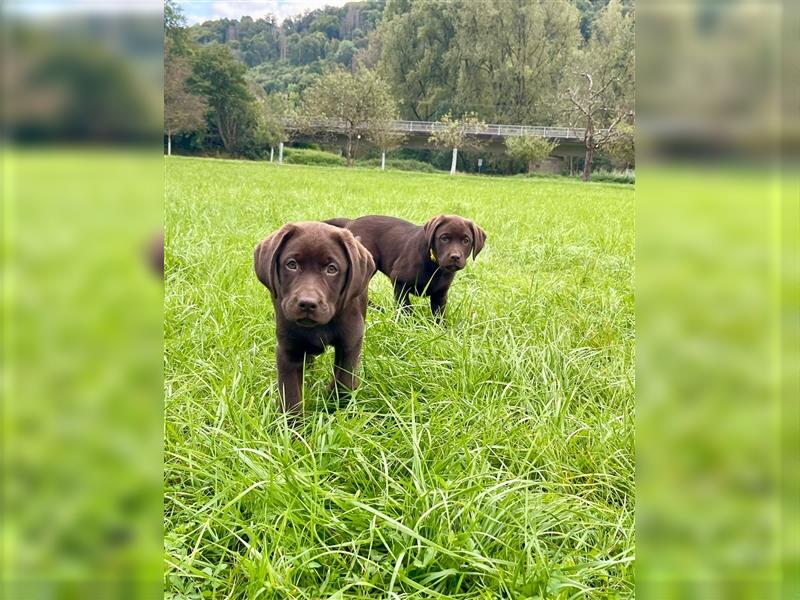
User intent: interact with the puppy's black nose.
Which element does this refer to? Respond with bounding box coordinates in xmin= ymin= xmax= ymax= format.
xmin=298 ymin=298 xmax=318 ymax=312
xmin=449 ymin=253 xmax=461 ymax=262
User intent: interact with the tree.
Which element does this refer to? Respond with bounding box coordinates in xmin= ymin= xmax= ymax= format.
xmin=603 ymin=121 xmax=634 ymax=168
xmin=428 ymin=112 xmax=487 ymax=175
xmin=451 ymin=0 xmax=580 ymax=124
xmin=165 ymin=0 xmax=190 ymax=56
xmin=505 ymin=135 xmax=558 ymax=173
xmin=561 ymin=0 xmax=634 ymax=180
xmin=165 ymin=57 xmax=208 ymax=155
xmin=368 ymin=121 xmax=406 ymax=170
xmin=189 ymin=44 xmax=257 ymax=154
xmin=301 ymin=68 xmax=398 ymax=166
xmin=377 ymin=1 xmax=459 ymax=121
xmin=164 ymin=41 xmax=208 ymax=155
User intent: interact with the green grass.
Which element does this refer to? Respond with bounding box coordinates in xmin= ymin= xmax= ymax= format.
xmin=164 ymin=157 xmax=635 ymax=598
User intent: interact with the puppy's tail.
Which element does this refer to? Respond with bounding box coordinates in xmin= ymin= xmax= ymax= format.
xmin=324 ymin=218 xmax=351 ymax=229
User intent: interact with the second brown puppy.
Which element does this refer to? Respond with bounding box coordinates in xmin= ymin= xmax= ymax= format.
xmin=325 ymin=215 xmax=486 ymax=318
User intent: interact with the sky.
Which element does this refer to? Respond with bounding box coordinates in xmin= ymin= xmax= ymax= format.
xmin=5 ymin=1 xmax=348 ymax=24
xmin=176 ymin=1 xmax=350 ymax=25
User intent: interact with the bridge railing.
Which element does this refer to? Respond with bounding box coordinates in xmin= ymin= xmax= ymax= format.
xmin=286 ymin=118 xmax=588 ymax=141
xmin=395 ymin=120 xmax=586 ymax=140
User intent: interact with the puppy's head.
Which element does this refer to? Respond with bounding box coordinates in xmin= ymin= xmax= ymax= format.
xmin=423 ymin=215 xmax=487 ymax=272
xmin=254 ymin=222 xmax=374 ymax=327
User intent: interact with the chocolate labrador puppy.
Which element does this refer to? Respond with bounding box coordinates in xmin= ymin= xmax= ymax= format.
xmin=325 ymin=215 xmax=486 ymax=318
xmin=254 ymin=222 xmax=375 ymax=415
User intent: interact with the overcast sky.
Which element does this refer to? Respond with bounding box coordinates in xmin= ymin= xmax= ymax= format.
xmin=177 ymin=1 xmax=350 ymax=25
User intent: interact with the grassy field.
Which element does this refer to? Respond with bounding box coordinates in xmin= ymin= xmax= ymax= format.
xmin=164 ymin=157 xmax=634 ymax=598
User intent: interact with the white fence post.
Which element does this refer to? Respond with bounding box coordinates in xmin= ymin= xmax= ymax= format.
xmin=450 ymin=148 xmax=458 ymax=175
xmin=270 ymin=146 xmax=274 ymax=163
xmin=278 ymin=142 xmax=284 ymax=164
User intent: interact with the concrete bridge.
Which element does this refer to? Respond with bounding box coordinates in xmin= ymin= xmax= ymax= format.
xmin=287 ymin=119 xmax=589 ymax=169
xmin=385 ymin=120 xmax=588 ymax=158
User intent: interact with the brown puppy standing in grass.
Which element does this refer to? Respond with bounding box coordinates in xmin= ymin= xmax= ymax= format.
xmin=325 ymin=215 xmax=486 ymax=318
xmin=254 ymin=222 xmax=375 ymax=415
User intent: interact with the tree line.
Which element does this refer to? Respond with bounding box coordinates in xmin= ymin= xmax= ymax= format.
xmin=165 ymin=0 xmax=634 ymax=178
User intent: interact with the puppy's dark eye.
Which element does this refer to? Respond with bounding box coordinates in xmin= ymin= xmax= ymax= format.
xmin=286 ymin=259 xmax=298 ymax=270
xmin=440 ymin=235 xmax=449 ymax=242
xmin=326 ymin=264 xmax=339 ymax=275
xmin=462 ymin=237 xmax=471 ymax=245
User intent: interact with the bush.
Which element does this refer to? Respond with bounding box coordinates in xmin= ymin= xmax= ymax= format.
xmin=358 ymin=158 xmax=440 ymax=173
xmin=282 ymin=147 xmax=346 ymax=166
xmin=588 ymin=169 xmax=635 ymax=184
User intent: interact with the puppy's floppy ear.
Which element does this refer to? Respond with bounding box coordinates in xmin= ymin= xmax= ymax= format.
xmin=338 ymin=228 xmax=376 ymax=306
xmin=253 ymin=224 xmax=296 ymax=296
xmin=423 ymin=215 xmax=448 ymax=249
xmin=469 ymin=221 xmax=487 ymax=259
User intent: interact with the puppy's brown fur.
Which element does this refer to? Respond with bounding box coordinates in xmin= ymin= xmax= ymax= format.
xmin=325 ymin=215 xmax=486 ymax=318
xmin=254 ymin=222 xmax=375 ymax=415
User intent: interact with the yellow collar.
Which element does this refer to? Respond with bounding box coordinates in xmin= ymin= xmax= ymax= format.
xmin=429 ymin=248 xmax=437 ymax=263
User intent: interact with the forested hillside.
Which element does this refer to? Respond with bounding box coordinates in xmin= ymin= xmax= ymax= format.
xmin=189 ymin=1 xmax=385 ymax=100
xmin=167 ymin=0 xmax=634 ymax=176
xmin=187 ymin=0 xmax=632 ymax=121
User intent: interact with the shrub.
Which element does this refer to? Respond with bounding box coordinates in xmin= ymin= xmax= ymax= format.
xmin=358 ymin=158 xmax=440 ymax=173
xmin=588 ymin=169 xmax=635 ymax=184
xmin=282 ymin=148 xmax=346 ymax=166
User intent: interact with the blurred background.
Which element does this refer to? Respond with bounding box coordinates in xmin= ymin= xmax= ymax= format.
xmin=2 ymin=1 xmax=164 ymax=598
xmin=636 ymin=0 xmax=797 ymax=597
xmin=1 ymin=0 xmax=796 ymax=598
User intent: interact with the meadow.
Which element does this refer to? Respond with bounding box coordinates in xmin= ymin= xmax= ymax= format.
xmin=164 ymin=157 xmax=635 ymax=598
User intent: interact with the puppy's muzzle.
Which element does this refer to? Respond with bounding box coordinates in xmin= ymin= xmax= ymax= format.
xmin=285 ymin=294 xmax=330 ymax=326
xmin=443 ymin=253 xmax=465 ymax=271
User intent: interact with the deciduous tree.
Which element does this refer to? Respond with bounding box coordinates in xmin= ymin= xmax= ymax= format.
xmin=165 ymin=43 xmax=207 ymax=155
xmin=604 ymin=121 xmax=634 ymax=168
xmin=505 ymin=135 xmax=557 ymax=173
xmin=561 ymin=0 xmax=634 ymax=180
xmin=301 ymin=68 xmax=398 ymax=166
xmin=428 ymin=112 xmax=486 ymax=175
xmin=189 ymin=44 xmax=257 ymax=154
xmin=368 ymin=121 xmax=406 ymax=170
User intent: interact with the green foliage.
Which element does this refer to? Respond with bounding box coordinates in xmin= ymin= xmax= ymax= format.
xmin=562 ymin=0 xmax=635 ymax=179
xmin=282 ymin=147 xmax=346 ymax=166
xmin=164 ymin=156 xmax=635 ymax=598
xmin=164 ymin=0 xmax=190 ymax=55
xmin=302 ymin=68 xmax=398 ymax=165
xmin=378 ymin=1 xmax=459 ymax=121
xmin=505 ymin=135 xmax=558 ymax=172
xmin=587 ymin=168 xmax=635 ymax=184
xmin=164 ymin=48 xmax=207 ymax=138
xmin=604 ymin=122 xmax=635 ymax=168
xmin=451 ymin=0 xmax=580 ymax=123
xmin=189 ymin=2 xmax=386 ymax=93
xmin=428 ymin=112 xmax=487 ymax=151
xmin=170 ymin=0 xmax=635 ymax=173
xmin=189 ymin=44 xmax=257 ymax=153
xmin=358 ymin=157 xmax=440 ymax=172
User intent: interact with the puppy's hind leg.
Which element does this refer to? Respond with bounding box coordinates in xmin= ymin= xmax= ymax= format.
xmin=393 ymin=281 xmax=413 ymax=315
